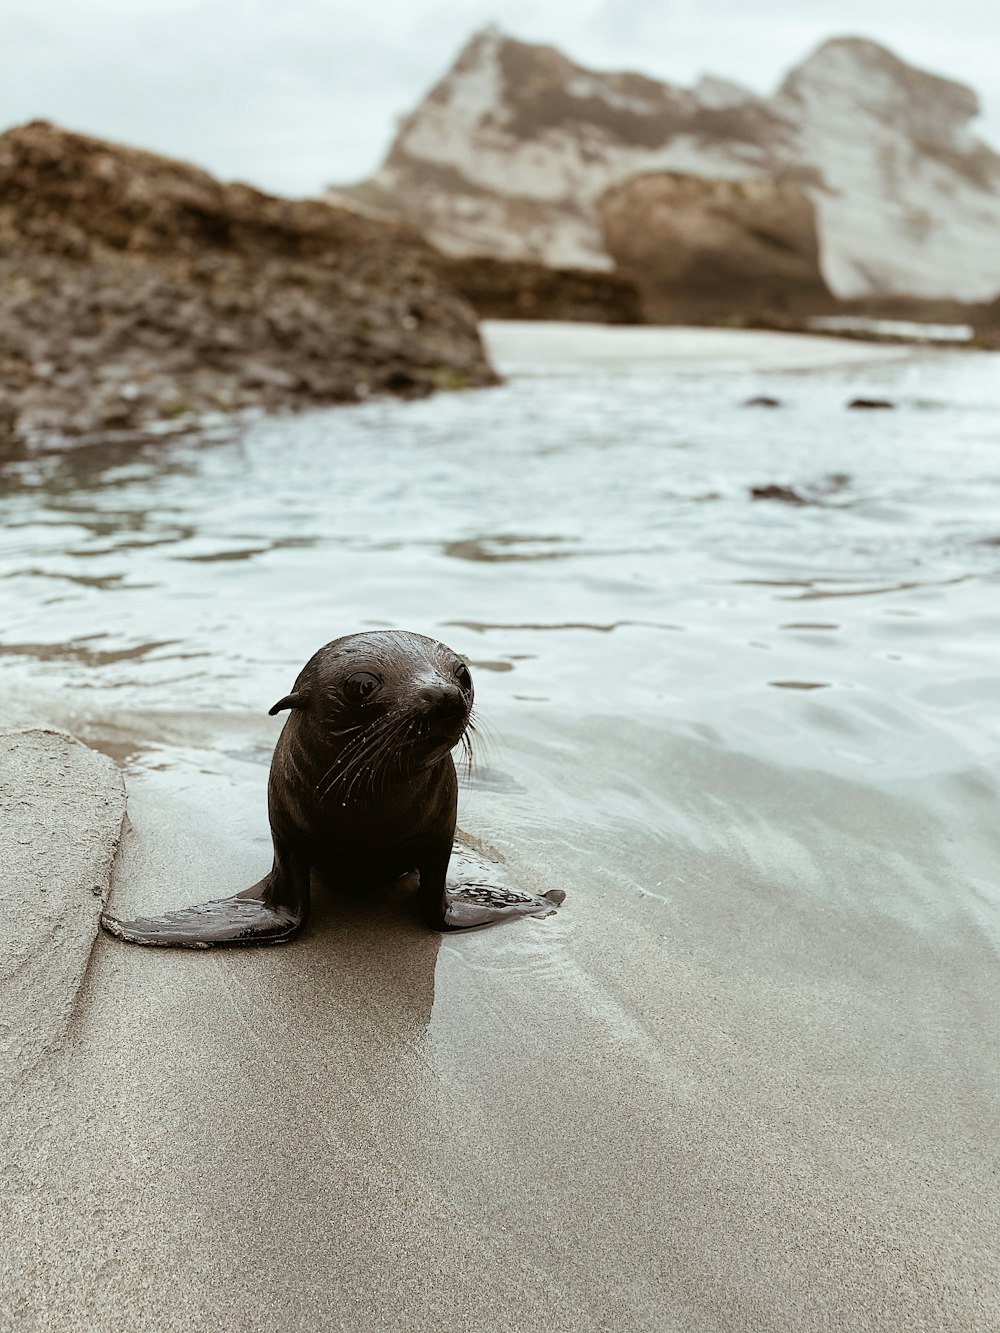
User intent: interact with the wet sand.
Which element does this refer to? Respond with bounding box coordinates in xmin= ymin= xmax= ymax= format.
xmin=3 ymin=706 xmax=999 ymax=1332
xmin=2 ymin=325 xmax=999 ymax=1330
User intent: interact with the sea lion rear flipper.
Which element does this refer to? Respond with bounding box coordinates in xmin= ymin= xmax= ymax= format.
xmin=100 ymin=842 xmax=310 ymax=949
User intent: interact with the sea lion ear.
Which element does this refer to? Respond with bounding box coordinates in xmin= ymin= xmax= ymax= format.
xmin=268 ymin=691 xmax=308 ymax=716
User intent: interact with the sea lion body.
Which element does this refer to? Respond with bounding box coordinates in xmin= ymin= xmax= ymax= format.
xmin=102 ymin=630 xmax=563 ymax=947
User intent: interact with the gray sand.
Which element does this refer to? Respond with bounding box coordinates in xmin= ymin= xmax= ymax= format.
xmin=2 ymin=716 xmax=998 ymax=1332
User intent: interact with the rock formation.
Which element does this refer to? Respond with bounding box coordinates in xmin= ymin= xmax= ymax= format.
xmin=439 ymin=255 xmax=643 ymax=323
xmin=972 ymin=296 xmax=1000 ymax=348
xmin=0 ymin=121 xmax=494 ymax=444
xmin=601 ymin=173 xmax=832 ymax=317
xmin=342 ymin=27 xmax=1000 ymax=304
xmin=0 ymin=728 xmax=125 ymax=1096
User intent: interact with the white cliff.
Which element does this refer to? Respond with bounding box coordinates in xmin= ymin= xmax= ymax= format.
xmin=342 ymin=28 xmax=1000 ymax=301
xmin=774 ymin=39 xmax=1000 ymax=299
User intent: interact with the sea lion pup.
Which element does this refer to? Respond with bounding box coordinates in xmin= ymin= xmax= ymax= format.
xmin=101 ymin=630 xmax=565 ymax=948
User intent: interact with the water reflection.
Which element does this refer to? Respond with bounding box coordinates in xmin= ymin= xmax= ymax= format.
xmin=1 ymin=428 xmax=219 ymax=496
xmin=0 ymin=636 xmax=185 ymax=666
xmin=4 ymin=568 xmax=136 ymax=591
xmin=179 ymin=535 xmax=319 ymax=563
xmin=779 ymin=622 xmax=839 ymax=631
xmin=728 ymin=574 xmax=972 ymax=600
xmin=448 ymin=619 xmax=685 ymax=633
xmin=442 ymin=533 xmax=574 ymax=562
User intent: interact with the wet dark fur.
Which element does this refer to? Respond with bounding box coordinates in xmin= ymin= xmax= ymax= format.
xmin=103 ymin=631 xmax=478 ymax=946
xmin=263 ymin=629 xmax=475 ymax=923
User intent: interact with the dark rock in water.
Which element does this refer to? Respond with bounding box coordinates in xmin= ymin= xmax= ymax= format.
xmin=601 ymin=172 xmax=833 ymax=321
xmin=0 ymin=121 xmax=495 ymax=443
xmin=745 ymin=395 xmax=783 ymax=408
xmin=824 ymin=473 xmax=852 ymax=492
xmin=439 ymin=255 xmax=644 ymax=324
xmin=847 ymin=397 xmax=896 ymax=409
xmin=751 ymin=474 xmax=852 ymax=506
xmin=750 ymin=484 xmax=809 ymax=505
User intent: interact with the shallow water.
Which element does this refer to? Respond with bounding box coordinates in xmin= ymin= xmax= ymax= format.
xmin=2 ymin=324 xmax=999 ymax=783
xmin=4 ymin=324 xmax=1000 ymax=1331
xmin=3 ymin=321 xmax=1000 ymax=942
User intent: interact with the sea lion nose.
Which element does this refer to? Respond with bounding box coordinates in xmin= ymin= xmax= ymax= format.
xmin=417 ymin=681 xmax=466 ymax=715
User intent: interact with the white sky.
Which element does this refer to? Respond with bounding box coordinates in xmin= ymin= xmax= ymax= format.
xmin=2 ymin=0 xmax=998 ymax=196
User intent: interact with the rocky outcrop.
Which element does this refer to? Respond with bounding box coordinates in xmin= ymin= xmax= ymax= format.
xmin=344 ymin=27 xmax=1000 ymax=303
xmin=971 ymin=296 xmax=1000 ymax=348
xmin=0 ymin=729 xmax=125 ymax=1098
xmin=0 ymin=121 xmax=494 ymax=444
xmin=439 ymin=255 xmax=643 ymax=323
xmin=601 ymin=172 xmax=832 ymax=318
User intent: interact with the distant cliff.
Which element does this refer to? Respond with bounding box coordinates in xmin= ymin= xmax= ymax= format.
xmin=601 ymin=173 xmax=832 ymax=318
xmin=339 ymin=27 xmax=1000 ymax=304
xmin=0 ymin=121 xmax=494 ymax=444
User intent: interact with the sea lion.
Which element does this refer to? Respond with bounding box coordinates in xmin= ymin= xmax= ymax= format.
xmin=101 ymin=630 xmax=564 ymax=947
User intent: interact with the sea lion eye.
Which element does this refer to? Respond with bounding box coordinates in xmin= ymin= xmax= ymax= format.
xmin=344 ymin=671 xmax=380 ymax=702
xmin=454 ymin=662 xmax=472 ymax=692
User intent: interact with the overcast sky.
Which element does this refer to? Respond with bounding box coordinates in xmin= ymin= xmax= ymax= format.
xmin=2 ymin=0 xmax=998 ymax=195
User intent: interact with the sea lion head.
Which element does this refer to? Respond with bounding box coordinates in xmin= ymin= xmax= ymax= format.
xmin=269 ymin=629 xmax=475 ymax=777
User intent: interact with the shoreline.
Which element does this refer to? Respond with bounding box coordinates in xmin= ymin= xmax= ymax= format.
xmin=3 ymin=322 xmax=991 ymax=461
xmin=479 ymin=319 xmax=928 ymax=372
xmin=2 ymin=323 xmax=998 ymax=1332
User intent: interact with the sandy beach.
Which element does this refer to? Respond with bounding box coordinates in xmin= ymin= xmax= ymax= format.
xmin=480 ymin=320 xmax=916 ymax=371
xmin=2 ymin=325 xmax=999 ymax=1332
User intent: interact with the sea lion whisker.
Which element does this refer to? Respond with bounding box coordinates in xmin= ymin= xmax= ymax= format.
xmin=315 ymin=723 xmax=377 ymax=796
xmin=338 ymin=710 xmax=411 ymax=803
xmin=354 ymin=713 xmax=407 ymax=799
xmin=327 ymin=717 xmax=365 ymax=737
xmin=464 ymin=711 xmax=498 ymax=766
xmin=321 ymin=724 xmax=387 ymax=802
xmin=460 ymin=729 xmax=476 ymax=782
xmin=375 ymin=711 xmax=416 ymax=774
xmin=376 ymin=718 xmax=417 ymax=794
xmin=317 ymin=722 xmax=387 ymax=801
xmin=326 ymin=704 xmax=405 ymax=770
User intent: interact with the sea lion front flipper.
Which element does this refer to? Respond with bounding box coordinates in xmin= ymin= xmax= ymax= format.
xmin=443 ymin=883 xmax=566 ymax=930
xmin=100 ymin=841 xmax=311 ymax=949
xmin=100 ymin=894 xmax=300 ymax=948
xmin=437 ymin=842 xmax=566 ymax=932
